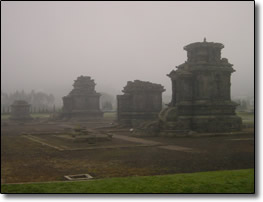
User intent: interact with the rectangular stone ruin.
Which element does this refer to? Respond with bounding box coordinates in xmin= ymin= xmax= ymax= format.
xmin=9 ymin=100 xmax=32 ymax=121
xmin=61 ymin=76 xmax=103 ymax=120
xmin=70 ymin=127 xmax=113 ymax=144
xmin=158 ymin=38 xmax=242 ymax=134
xmin=64 ymin=174 xmax=93 ymax=181
xmin=117 ymin=80 xmax=165 ymax=126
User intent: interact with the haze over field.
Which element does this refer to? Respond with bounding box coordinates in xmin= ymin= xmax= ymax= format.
xmin=1 ymin=1 xmax=254 ymax=105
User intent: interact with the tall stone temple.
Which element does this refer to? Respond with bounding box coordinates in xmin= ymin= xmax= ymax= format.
xmin=61 ymin=76 xmax=103 ymax=120
xmin=117 ymin=80 xmax=165 ymax=126
xmin=159 ymin=39 xmax=242 ymax=133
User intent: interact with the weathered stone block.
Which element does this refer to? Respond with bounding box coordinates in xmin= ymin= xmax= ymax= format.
xmin=159 ymin=39 xmax=242 ymax=134
xmin=9 ymin=100 xmax=32 ymax=121
xmin=61 ymin=76 xmax=103 ymax=120
xmin=117 ymin=80 xmax=165 ymax=126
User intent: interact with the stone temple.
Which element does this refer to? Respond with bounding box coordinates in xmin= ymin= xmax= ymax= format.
xmin=9 ymin=100 xmax=32 ymax=121
xmin=117 ymin=80 xmax=165 ymax=126
xmin=159 ymin=39 xmax=242 ymax=133
xmin=61 ymin=76 xmax=103 ymax=120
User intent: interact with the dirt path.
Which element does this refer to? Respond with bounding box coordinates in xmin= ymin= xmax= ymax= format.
xmin=113 ymin=134 xmax=161 ymax=145
xmin=113 ymin=134 xmax=196 ymax=152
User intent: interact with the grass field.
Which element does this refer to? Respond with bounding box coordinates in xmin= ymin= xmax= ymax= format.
xmin=1 ymin=111 xmax=253 ymax=123
xmin=1 ymin=113 xmax=51 ymax=120
xmin=1 ymin=169 xmax=254 ymax=194
xmin=2 ymin=112 xmax=116 ymax=120
xmin=1 ymin=114 xmax=10 ymax=120
xmin=237 ymin=111 xmax=254 ymax=124
xmin=103 ymin=111 xmax=116 ymax=119
xmin=31 ymin=113 xmax=50 ymax=118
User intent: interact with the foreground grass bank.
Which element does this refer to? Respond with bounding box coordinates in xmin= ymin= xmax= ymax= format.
xmin=1 ymin=169 xmax=254 ymax=193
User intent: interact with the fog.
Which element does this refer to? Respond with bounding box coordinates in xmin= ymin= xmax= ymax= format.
xmin=1 ymin=1 xmax=254 ymax=105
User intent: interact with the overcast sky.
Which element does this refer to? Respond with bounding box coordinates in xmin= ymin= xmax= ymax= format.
xmin=1 ymin=1 xmax=254 ymax=103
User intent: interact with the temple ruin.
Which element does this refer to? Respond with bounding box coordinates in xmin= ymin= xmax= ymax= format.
xmin=61 ymin=76 xmax=103 ymax=120
xmin=159 ymin=39 xmax=242 ymax=133
xmin=117 ymin=80 xmax=165 ymax=126
xmin=9 ymin=100 xmax=32 ymax=121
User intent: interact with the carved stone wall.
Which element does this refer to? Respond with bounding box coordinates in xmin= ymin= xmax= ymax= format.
xmin=117 ymin=80 xmax=165 ymax=126
xmin=160 ymin=39 xmax=242 ymax=133
xmin=61 ymin=76 xmax=103 ymax=120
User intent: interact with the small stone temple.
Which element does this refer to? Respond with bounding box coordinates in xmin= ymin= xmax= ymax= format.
xmin=61 ymin=76 xmax=103 ymax=120
xmin=9 ymin=100 xmax=32 ymax=120
xmin=117 ymin=80 xmax=165 ymax=126
xmin=159 ymin=39 xmax=242 ymax=133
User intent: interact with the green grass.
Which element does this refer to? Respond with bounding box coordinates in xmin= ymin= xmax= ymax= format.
xmin=2 ymin=112 xmax=116 ymax=119
xmin=1 ymin=169 xmax=254 ymax=194
xmin=103 ymin=112 xmax=116 ymax=119
xmin=1 ymin=113 xmax=50 ymax=120
xmin=237 ymin=111 xmax=254 ymax=124
xmin=30 ymin=113 xmax=50 ymax=118
xmin=1 ymin=114 xmax=10 ymax=120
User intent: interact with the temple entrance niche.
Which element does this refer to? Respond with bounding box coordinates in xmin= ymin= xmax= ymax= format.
xmin=160 ymin=39 xmax=242 ymax=133
xmin=61 ymin=76 xmax=103 ymax=120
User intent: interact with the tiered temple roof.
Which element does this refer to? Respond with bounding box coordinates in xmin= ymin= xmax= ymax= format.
xmin=69 ymin=75 xmax=97 ymax=95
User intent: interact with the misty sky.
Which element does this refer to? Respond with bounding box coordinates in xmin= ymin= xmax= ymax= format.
xmin=1 ymin=1 xmax=254 ymax=104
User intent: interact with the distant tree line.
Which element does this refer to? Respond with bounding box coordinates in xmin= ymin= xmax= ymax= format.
xmin=1 ymin=90 xmax=59 ymax=114
xmin=100 ymin=93 xmax=115 ymax=111
xmin=234 ymin=98 xmax=254 ymax=112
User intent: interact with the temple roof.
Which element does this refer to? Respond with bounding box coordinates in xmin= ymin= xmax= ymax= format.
xmin=73 ymin=75 xmax=95 ymax=88
xmin=123 ymin=80 xmax=165 ymax=93
xmin=184 ymin=38 xmax=224 ymax=51
xmin=67 ymin=75 xmax=98 ymax=95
